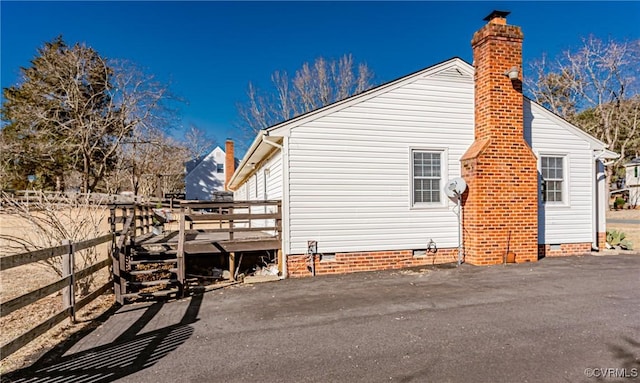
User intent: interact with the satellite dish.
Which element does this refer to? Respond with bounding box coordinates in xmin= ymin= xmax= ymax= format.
xmin=444 ymin=177 xmax=467 ymax=198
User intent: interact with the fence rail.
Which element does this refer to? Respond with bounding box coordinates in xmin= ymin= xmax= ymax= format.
xmin=0 ymin=234 xmax=114 ymax=361
xmin=1 ymin=190 xmax=183 ymax=208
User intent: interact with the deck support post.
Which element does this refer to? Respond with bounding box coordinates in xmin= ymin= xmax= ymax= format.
xmin=229 ymin=252 xmax=236 ymax=281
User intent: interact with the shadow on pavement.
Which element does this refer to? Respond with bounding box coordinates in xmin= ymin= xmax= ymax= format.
xmin=608 ymin=336 xmax=640 ymax=372
xmin=2 ymin=294 xmax=203 ymax=383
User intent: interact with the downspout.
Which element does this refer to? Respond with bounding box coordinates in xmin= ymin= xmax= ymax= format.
xmin=262 ymin=131 xmax=287 ymax=278
xmin=281 ymin=136 xmax=290 ymax=279
xmin=591 ymin=155 xmax=599 ymax=250
xmin=592 ymin=149 xmax=618 ymax=251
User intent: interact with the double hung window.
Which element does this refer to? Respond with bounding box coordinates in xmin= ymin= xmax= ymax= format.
xmin=412 ymin=150 xmax=442 ymax=206
xmin=541 ymin=156 xmax=564 ymax=203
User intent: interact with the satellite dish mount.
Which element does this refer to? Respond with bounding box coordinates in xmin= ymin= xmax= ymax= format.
xmin=445 ymin=177 xmax=467 ymax=200
xmin=444 ymin=178 xmax=467 ymax=266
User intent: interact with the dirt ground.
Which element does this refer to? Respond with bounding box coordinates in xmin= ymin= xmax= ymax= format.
xmin=0 ymin=208 xmax=115 ymax=375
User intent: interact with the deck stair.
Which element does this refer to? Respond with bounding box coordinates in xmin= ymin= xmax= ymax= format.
xmin=109 ymin=200 xmax=282 ymax=304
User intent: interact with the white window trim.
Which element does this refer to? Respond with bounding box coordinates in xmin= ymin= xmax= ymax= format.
xmin=538 ymin=153 xmax=571 ymax=208
xmin=409 ymin=147 xmax=448 ymax=209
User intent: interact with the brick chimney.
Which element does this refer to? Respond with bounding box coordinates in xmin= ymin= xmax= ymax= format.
xmin=460 ymin=11 xmax=538 ymax=265
xmin=224 ymin=139 xmax=235 ymax=191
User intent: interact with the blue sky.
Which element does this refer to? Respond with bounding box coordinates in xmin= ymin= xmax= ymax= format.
xmin=2 ymin=1 xmax=639 ymax=152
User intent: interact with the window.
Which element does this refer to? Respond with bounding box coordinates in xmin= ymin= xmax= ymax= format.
xmin=216 ymin=163 xmax=224 ymax=173
xmin=412 ymin=150 xmax=442 ymax=205
xmin=541 ymin=156 xmax=564 ymax=203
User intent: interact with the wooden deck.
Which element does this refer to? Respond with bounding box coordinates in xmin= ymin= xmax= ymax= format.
xmin=139 ymin=230 xmax=280 ymax=254
xmin=110 ymin=200 xmax=282 ymax=303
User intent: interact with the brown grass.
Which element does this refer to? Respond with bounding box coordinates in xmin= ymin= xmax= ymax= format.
xmin=1 ymin=210 xmax=115 ymax=375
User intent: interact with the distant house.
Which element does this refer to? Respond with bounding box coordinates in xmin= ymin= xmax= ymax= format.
xmin=228 ymin=11 xmax=618 ymax=277
xmin=184 ymin=140 xmax=235 ymax=200
xmin=625 ymin=157 xmax=640 ymax=207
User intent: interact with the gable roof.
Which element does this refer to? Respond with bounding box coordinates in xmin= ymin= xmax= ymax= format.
xmin=267 ymin=57 xmax=473 ymax=136
xmin=229 ymin=57 xmax=611 ymax=190
xmin=229 ymin=58 xmax=472 ymax=190
xmin=185 ymin=146 xmax=224 ymax=178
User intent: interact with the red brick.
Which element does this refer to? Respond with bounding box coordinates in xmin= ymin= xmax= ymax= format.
xmin=460 ymin=13 xmax=538 ymax=266
xmin=286 ymin=248 xmax=459 ymax=278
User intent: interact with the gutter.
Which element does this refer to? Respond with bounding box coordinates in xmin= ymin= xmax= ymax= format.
xmin=228 ymin=131 xmax=285 ymax=191
xmin=227 ymin=130 xmax=267 ymax=191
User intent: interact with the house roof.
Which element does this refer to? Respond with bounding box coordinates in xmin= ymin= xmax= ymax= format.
xmin=228 ymin=57 xmax=612 ymax=190
xmin=228 ymin=58 xmax=472 ymax=190
xmin=185 ymin=146 xmax=224 ymax=178
xmin=624 ymin=157 xmax=640 ymax=166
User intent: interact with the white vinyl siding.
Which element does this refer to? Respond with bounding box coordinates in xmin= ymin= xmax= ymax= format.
xmin=232 ymin=60 xmax=602 ymax=255
xmin=286 ymin=67 xmax=474 ymax=254
xmin=255 ymin=153 xmax=282 ymax=230
xmin=526 ymin=100 xmax=593 ymax=245
xmin=264 ymin=152 xmax=283 ymax=200
xmin=239 ymin=153 xmax=283 ymax=229
xmin=248 ymin=176 xmax=257 ymax=200
xmin=233 ymin=183 xmax=247 ymax=201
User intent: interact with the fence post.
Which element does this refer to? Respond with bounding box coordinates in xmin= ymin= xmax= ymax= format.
xmin=61 ymin=239 xmax=76 ymax=323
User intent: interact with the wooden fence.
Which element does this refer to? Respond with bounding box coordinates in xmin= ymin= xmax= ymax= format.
xmin=1 ymin=190 xmax=178 ymax=206
xmin=0 ymin=234 xmax=114 ymax=361
xmin=0 ymin=199 xmax=282 ymax=358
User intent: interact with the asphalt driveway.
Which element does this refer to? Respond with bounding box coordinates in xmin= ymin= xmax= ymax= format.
xmin=6 ymin=255 xmax=640 ymax=383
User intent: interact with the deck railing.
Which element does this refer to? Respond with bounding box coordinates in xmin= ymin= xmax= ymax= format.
xmin=178 ymin=200 xmax=282 ymax=282
xmin=180 ymin=200 xmax=282 ymax=240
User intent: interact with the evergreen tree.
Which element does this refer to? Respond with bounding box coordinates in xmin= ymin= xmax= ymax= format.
xmin=2 ymin=36 xmax=124 ymax=191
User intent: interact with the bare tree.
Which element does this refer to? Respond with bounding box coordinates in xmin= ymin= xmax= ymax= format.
xmin=527 ymin=36 xmax=640 ymax=183
xmin=102 ymin=126 xmax=189 ymax=196
xmin=237 ymin=54 xmax=374 ymax=140
xmin=183 ymin=124 xmax=216 ymax=160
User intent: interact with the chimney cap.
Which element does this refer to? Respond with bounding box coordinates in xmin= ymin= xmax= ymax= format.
xmin=483 ymin=10 xmax=510 ymax=22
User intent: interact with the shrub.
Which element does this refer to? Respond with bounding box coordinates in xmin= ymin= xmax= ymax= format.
xmin=606 ymin=229 xmax=634 ymax=250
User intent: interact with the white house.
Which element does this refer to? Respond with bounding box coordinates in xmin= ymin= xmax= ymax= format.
xmin=624 ymin=157 xmax=640 ymax=207
xmin=185 ymin=140 xmax=235 ymax=200
xmin=228 ymin=11 xmax=617 ymax=277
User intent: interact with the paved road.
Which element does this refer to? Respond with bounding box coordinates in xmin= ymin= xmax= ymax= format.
xmin=5 ymin=255 xmax=640 ymax=383
xmin=608 ymin=219 xmax=640 ymax=225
